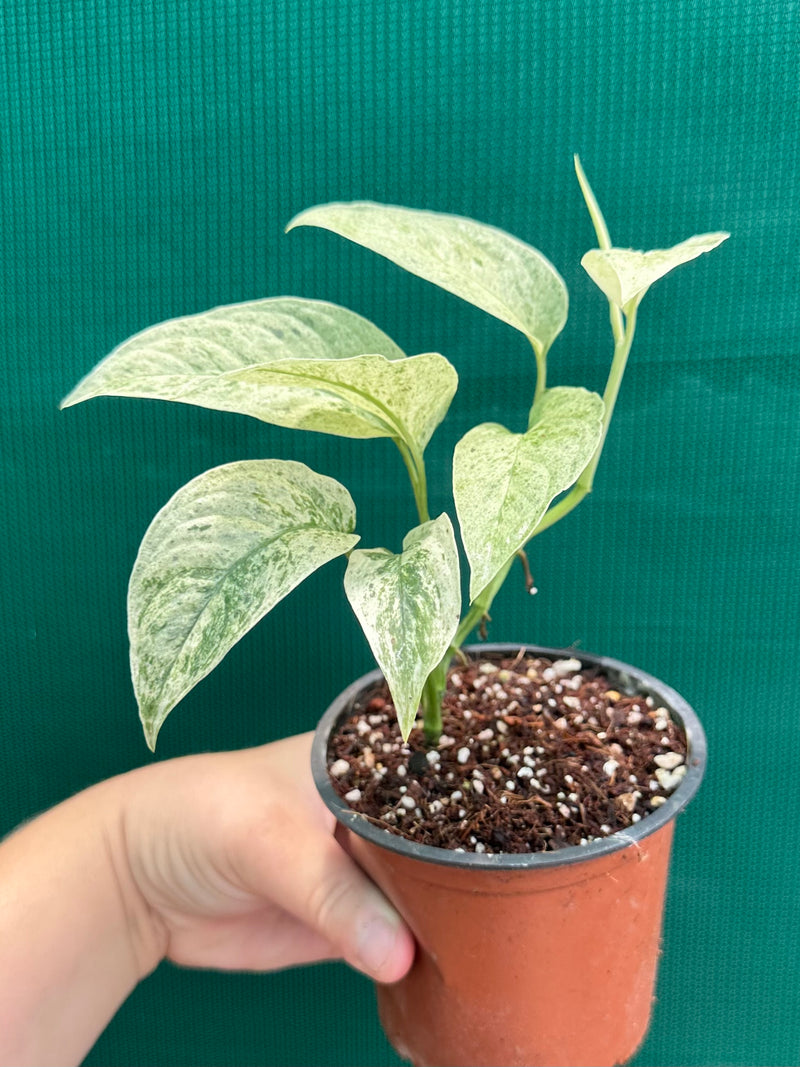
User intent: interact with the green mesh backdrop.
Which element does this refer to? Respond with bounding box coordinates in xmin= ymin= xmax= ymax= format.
xmin=2 ymin=2 xmax=798 ymax=1064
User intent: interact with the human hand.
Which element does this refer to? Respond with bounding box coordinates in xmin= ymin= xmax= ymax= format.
xmin=117 ymin=733 xmax=415 ymax=984
xmin=0 ymin=733 xmax=414 ymax=1067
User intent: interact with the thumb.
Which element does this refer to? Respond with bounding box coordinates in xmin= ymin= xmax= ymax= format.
xmin=239 ymin=812 xmax=415 ymax=984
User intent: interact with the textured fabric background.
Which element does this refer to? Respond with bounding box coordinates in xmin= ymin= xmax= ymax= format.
xmin=1 ymin=2 xmax=798 ymax=1065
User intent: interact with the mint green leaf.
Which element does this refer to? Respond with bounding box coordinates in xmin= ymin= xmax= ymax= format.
xmin=61 ymin=297 xmax=406 ymax=408
xmin=129 ymin=459 xmax=359 ymax=750
xmin=221 ymin=351 xmax=457 ymax=451
xmin=343 ymin=515 xmax=461 ymax=740
xmin=288 ymin=202 xmax=568 ymax=357
xmin=581 ymin=232 xmax=730 ymax=310
xmin=453 ymin=388 xmax=604 ymax=601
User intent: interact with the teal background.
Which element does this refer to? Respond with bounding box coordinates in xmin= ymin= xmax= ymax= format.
xmin=1 ymin=2 xmax=798 ymax=1064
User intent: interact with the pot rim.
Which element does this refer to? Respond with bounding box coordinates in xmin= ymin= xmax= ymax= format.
xmin=311 ymin=643 xmax=707 ymax=871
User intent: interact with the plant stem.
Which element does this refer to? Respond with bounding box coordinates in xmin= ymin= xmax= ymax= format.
xmin=533 ymin=339 xmax=547 ymax=403
xmin=453 ymin=556 xmax=516 ymax=649
xmin=532 ymin=301 xmax=638 ymax=537
xmin=421 ymin=555 xmax=516 ymax=742
xmin=580 ymin=300 xmax=638 ymax=487
xmin=395 ymin=439 xmax=430 ymax=524
xmin=421 ymin=657 xmax=447 ymax=744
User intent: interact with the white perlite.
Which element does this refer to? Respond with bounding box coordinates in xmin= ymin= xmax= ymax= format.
xmin=329 ymin=758 xmax=350 ymax=778
xmin=655 ymin=765 xmax=687 ymax=791
xmin=549 ymin=657 xmax=582 ymax=678
xmin=654 ymin=751 xmax=684 ymax=770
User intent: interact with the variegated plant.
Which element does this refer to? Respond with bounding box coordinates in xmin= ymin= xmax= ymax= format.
xmin=62 ymin=159 xmax=728 ymax=749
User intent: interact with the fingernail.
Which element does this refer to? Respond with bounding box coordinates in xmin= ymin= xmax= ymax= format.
xmin=356 ymin=908 xmax=404 ymax=979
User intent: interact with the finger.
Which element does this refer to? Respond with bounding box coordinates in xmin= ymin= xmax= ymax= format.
xmin=166 ymin=910 xmax=341 ymax=973
xmin=236 ymin=813 xmax=415 ymax=984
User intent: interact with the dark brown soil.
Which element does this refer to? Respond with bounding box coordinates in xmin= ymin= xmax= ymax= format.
xmin=327 ymin=651 xmax=689 ymax=854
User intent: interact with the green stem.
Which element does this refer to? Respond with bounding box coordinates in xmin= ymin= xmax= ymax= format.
xmin=421 ymin=657 xmax=447 ymax=744
xmin=533 ymin=340 xmax=547 ymax=403
xmin=421 ymin=555 xmax=517 ymax=743
xmin=581 ymin=300 xmax=638 ymax=487
xmin=395 ymin=439 xmax=430 ymax=524
xmin=532 ymin=300 xmax=638 ymax=537
xmin=453 ymin=556 xmax=516 ymax=649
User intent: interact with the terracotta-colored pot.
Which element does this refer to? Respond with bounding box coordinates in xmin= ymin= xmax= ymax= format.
xmin=311 ymin=646 xmax=707 ymax=1067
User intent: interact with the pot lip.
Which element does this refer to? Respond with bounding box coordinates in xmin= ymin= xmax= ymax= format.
xmin=311 ymin=644 xmax=708 ymax=871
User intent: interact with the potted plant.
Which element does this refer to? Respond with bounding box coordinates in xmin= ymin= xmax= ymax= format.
xmin=62 ymin=158 xmax=727 ymax=1067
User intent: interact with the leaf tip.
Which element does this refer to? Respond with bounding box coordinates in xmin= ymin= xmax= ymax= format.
xmin=285 ymin=204 xmax=332 ymax=235
xmin=140 ymin=710 xmax=162 ymax=753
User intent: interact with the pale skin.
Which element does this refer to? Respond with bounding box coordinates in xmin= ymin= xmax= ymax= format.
xmin=0 ymin=733 xmax=415 ymax=1067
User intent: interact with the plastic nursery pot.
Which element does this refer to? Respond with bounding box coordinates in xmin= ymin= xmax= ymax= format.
xmin=311 ymin=645 xmax=707 ymax=1067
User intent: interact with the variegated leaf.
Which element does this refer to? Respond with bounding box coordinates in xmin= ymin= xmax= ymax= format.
xmin=581 ymin=232 xmax=730 ymax=311
xmin=454 ymin=387 xmax=604 ymax=601
xmin=288 ymin=202 xmax=568 ymax=357
xmin=343 ymin=514 xmax=461 ymax=740
xmin=61 ymin=297 xmax=406 ymax=408
xmin=219 ymin=351 xmax=457 ymax=451
xmin=128 ymin=459 xmax=359 ymax=749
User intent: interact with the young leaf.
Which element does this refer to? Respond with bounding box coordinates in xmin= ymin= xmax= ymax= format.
xmin=287 ymin=202 xmax=568 ymax=358
xmin=453 ymin=387 xmax=604 ymax=601
xmin=581 ymin=232 xmax=730 ymax=311
xmin=128 ymin=459 xmax=359 ymax=750
xmin=343 ymin=515 xmax=461 ymax=740
xmin=220 ymin=351 xmax=457 ymax=452
xmin=61 ymin=297 xmax=406 ymax=409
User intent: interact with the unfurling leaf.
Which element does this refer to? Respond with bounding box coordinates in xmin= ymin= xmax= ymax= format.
xmin=288 ymin=202 xmax=569 ymax=358
xmin=581 ymin=232 xmax=730 ymax=311
xmin=454 ymin=387 xmax=604 ymax=601
xmin=129 ymin=459 xmax=359 ymax=749
xmin=343 ymin=515 xmax=461 ymax=740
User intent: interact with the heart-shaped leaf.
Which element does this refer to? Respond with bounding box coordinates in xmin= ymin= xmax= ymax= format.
xmin=288 ymin=202 xmax=568 ymax=357
xmin=129 ymin=459 xmax=359 ymax=749
xmin=581 ymin=232 xmax=730 ymax=311
xmin=454 ymin=387 xmax=604 ymax=601
xmin=61 ymin=297 xmax=406 ymax=408
xmin=343 ymin=514 xmax=461 ymax=740
xmin=220 ymin=351 xmax=457 ymax=452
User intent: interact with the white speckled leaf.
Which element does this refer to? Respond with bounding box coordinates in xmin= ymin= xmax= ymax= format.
xmin=581 ymin=232 xmax=729 ymax=310
xmin=61 ymin=297 xmax=406 ymax=408
xmin=343 ymin=515 xmax=461 ymax=740
xmin=453 ymin=388 xmax=604 ymax=601
xmin=220 ymin=351 xmax=457 ymax=450
xmin=128 ymin=459 xmax=359 ymax=750
xmin=288 ymin=202 xmax=568 ymax=357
